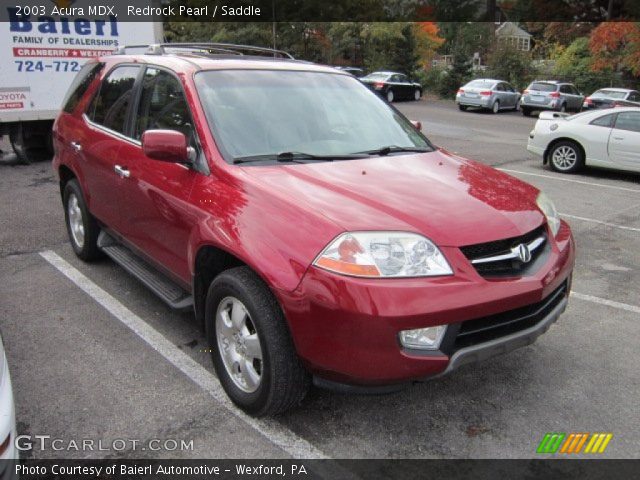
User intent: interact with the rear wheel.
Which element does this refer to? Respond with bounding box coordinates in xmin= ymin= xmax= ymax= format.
xmin=549 ymin=140 xmax=584 ymax=173
xmin=63 ymin=179 xmax=102 ymax=261
xmin=9 ymin=124 xmax=30 ymax=164
xmin=458 ymin=105 xmax=468 ymax=111
xmin=206 ymin=267 xmax=310 ymax=416
xmin=522 ymin=107 xmax=532 ymax=116
xmin=491 ymin=101 xmax=500 ymax=114
xmin=414 ymin=89 xmax=421 ymax=101
xmin=559 ymin=103 xmax=567 ymax=113
xmin=386 ymin=90 xmax=394 ymax=103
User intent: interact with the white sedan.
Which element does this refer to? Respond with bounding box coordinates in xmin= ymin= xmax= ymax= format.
xmin=527 ymin=107 xmax=640 ymax=173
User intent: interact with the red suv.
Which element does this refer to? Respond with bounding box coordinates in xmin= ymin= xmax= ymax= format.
xmin=53 ymin=43 xmax=575 ymax=416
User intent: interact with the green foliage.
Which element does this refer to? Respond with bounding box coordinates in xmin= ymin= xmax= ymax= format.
xmin=485 ymin=42 xmax=536 ymax=89
xmin=552 ymin=36 xmax=619 ymax=93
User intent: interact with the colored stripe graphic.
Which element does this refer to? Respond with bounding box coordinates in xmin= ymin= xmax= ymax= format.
xmin=537 ymin=433 xmax=565 ymax=453
xmin=538 ymin=433 xmax=613 ymax=454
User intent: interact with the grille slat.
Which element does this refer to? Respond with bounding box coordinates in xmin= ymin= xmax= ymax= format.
xmin=460 ymin=225 xmax=548 ymax=277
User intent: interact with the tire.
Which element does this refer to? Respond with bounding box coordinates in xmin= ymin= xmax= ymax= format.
xmin=522 ymin=107 xmax=531 ymax=116
xmin=206 ymin=267 xmax=310 ymax=416
xmin=458 ymin=105 xmax=468 ymax=111
xmin=491 ymin=101 xmax=500 ymax=114
xmin=513 ymin=99 xmax=520 ymax=111
xmin=548 ymin=140 xmax=584 ymax=173
xmin=63 ymin=179 xmax=102 ymax=261
xmin=9 ymin=124 xmax=30 ymax=165
xmin=386 ymin=90 xmax=394 ymax=103
xmin=414 ymin=89 xmax=421 ymax=101
xmin=559 ymin=103 xmax=567 ymax=113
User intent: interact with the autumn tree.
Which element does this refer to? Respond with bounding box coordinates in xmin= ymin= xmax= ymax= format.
xmin=589 ymin=22 xmax=640 ymax=76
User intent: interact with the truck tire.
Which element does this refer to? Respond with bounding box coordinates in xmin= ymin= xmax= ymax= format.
xmin=9 ymin=124 xmax=30 ymax=164
xmin=206 ymin=266 xmax=310 ymax=416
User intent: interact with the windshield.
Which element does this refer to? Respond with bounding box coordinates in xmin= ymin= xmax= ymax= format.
xmin=466 ymin=80 xmax=495 ymax=89
xmin=194 ymin=70 xmax=432 ymax=163
xmin=592 ymin=89 xmax=627 ymax=99
xmin=361 ymin=72 xmax=392 ymax=81
xmin=529 ymin=83 xmax=557 ymax=92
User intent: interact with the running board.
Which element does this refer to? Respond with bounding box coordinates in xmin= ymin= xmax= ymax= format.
xmin=97 ymin=231 xmax=193 ymax=311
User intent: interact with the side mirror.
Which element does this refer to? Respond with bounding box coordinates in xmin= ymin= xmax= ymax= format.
xmin=142 ymin=130 xmax=189 ymax=164
xmin=411 ymin=120 xmax=422 ymax=131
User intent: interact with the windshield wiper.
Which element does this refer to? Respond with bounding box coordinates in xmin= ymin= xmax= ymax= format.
xmin=355 ymin=145 xmax=431 ymax=156
xmin=233 ymin=151 xmax=367 ymax=164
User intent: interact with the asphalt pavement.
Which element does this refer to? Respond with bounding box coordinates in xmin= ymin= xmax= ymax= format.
xmin=0 ymin=99 xmax=638 ymax=459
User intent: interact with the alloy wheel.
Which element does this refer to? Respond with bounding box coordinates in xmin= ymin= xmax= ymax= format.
xmin=551 ymin=145 xmax=577 ymax=170
xmin=67 ymin=193 xmax=85 ymax=248
xmin=215 ymin=296 xmax=263 ymax=393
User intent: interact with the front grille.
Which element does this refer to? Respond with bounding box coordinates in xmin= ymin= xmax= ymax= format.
xmin=451 ymin=282 xmax=567 ymax=351
xmin=460 ymin=225 xmax=548 ymax=277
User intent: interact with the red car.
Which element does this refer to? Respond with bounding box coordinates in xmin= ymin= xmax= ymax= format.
xmin=53 ymin=43 xmax=575 ymax=416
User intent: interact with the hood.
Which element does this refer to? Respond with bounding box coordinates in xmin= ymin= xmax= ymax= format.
xmin=242 ymin=149 xmax=545 ymax=247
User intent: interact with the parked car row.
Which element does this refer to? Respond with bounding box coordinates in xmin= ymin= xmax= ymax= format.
xmin=456 ymin=79 xmax=640 ymax=116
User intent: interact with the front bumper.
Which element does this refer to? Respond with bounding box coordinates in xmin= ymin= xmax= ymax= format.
xmin=278 ymin=221 xmax=575 ymax=386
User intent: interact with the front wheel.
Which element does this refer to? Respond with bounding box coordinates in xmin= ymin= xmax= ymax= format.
xmin=549 ymin=140 xmax=584 ymax=173
xmin=386 ymin=90 xmax=394 ymax=103
xmin=206 ymin=267 xmax=310 ymax=416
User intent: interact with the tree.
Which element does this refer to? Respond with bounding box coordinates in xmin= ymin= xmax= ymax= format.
xmin=553 ymin=36 xmax=613 ymax=93
xmin=589 ymin=22 xmax=640 ymax=76
xmin=485 ymin=41 xmax=535 ymax=89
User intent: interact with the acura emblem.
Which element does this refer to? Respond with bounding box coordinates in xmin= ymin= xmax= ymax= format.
xmin=512 ymin=243 xmax=532 ymax=263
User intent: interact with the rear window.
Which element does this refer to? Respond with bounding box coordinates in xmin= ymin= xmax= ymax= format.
xmin=529 ymin=83 xmax=557 ymax=92
xmin=61 ymin=62 xmax=104 ymax=113
xmin=466 ymin=80 xmax=495 ymax=89
xmin=592 ymin=90 xmax=627 ymax=99
xmin=362 ymin=73 xmax=391 ymax=81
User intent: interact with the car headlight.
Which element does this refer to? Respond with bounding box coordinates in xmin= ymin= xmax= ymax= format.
xmin=313 ymin=232 xmax=453 ymax=278
xmin=536 ymin=192 xmax=560 ymax=236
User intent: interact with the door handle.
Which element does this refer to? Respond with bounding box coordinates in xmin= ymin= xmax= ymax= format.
xmin=613 ymin=136 xmax=625 ymax=140
xmin=70 ymin=141 xmax=82 ymax=152
xmin=114 ymin=165 xmax=130 ymax=178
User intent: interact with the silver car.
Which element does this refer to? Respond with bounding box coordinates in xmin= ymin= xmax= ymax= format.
xmin=455 ymin=79 xmax=521 ymax=113
xmin=521 ymin=81 xmax=584 ymax=116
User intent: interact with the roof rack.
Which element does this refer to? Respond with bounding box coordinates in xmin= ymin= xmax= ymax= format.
xmin=114 ymin=43 xmax=294 ymax=60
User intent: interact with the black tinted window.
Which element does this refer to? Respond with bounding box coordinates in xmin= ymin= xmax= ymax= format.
xmin=89 ymin=66 xmax=140 ymax=135
xmin=614 ymin=112 xmax=640 ymax=132
xmin=559 ymin=85 xmax=570 ymax=94
xmin=134 ymin=68 xmax=194 ymax=143
xmin=590 ymin=113 xmax=614 ymax=127
xmin=62 ymin=62 xmax=103 ymax=113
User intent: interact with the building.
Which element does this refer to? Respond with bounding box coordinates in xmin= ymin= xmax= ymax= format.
xmin=495 ymin=22 xmax=532 ymax=52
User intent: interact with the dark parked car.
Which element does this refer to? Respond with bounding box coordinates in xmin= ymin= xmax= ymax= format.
xmin=53 ymin=43 xmax=574 ymax=416
xmin=360 ymin=71 xmax=422 ymax=102
xmin=582 ymin=88 xmax=640 ymax=110
xmin=520 ymin=81 xmax=584 ymax=116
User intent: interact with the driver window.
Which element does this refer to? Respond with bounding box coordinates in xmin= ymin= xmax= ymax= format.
xmin=134 ymin=67 xmax=194 ymax=145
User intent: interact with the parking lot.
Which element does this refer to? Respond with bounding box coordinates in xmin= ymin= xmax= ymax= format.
xmin=0 ymin=98 xmax=638 ymax=460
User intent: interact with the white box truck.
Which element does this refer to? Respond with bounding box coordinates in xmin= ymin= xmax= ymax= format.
xmin=0 ymin=3 xmax=162 ymax=162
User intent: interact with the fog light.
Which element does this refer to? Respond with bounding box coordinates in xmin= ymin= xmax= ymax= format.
xmin=399 ymin=325 xmax=447 ymax=350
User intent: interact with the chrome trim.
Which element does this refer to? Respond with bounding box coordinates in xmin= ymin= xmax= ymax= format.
xmin=471 ymin=235 xmax=545 ymax=265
